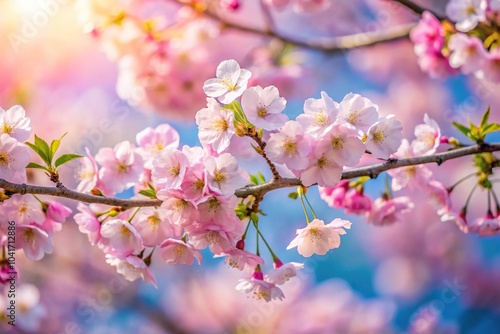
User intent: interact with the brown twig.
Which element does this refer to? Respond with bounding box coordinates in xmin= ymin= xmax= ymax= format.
xmin=169 ymin=0 xmax=415 ymax=53
xmin=1 ymin=143 xmax=499 ymax=208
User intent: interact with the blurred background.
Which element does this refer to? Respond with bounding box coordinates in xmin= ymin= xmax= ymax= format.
xmin=1 ymin=0 xmax=500 ymax=333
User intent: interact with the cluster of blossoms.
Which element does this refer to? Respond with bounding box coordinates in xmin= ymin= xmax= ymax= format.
xmin=1 ymin=58 xmax=498 ymax=304
xmin=410 ymin=0 xmax=500 ymax=82
xmin=0 ymin=106 xmax=72 ymax=263
xmin=77 ymin=0 xmax=312 ymax=118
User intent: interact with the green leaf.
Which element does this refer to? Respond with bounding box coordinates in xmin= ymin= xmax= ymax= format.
xmin=452 ymin=122 xmax=471 ymax=137
xmin=54 ymin=154 xmax=83 ymax=167
xmin=26 ymin=162 xmax=49 ymax=171
xmin=34 ymin=134 xmax=52 ymax=165
xmin=138 ymin=189 xmax=157 ymax=199
xmin=257 ymin=172 xmax=266 ymax=184
xmin=480 ymin=107 xmax=491 ymax=129
xmin=50 ymin=132 xmax=67 ymax=158
xmin=288 ymin=192 xmax=298 ymax=200
xmin=482 ymin=122 xmax=500 ymax=136
xmin=25 ymin=142 xmax=49 ymax=166
xmin=249 ymin=174 xmax=259 ymax=185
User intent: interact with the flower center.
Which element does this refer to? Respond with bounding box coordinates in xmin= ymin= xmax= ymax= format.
xmin=18 ymin=204 xmax=28 ymax=215
xmin=331 ymin=137 xmax=344 ymax=150
xmin=347 ymin=112 xmax=358 ymax=125
xmin=214 ymin=171 xmax=227 ymax=184
xmin=284 ymin=139 xmax=297 ymax=155
xmin=204 ymin=231 xmax=219 ymax=244
xmin=207 ymin=197 xmax=220 ymax=212
xmin=117 ymin=163 xmax=130 ymax=173
xmin=314 ymin=112 xmax=328 ymax=126
xmin=372 ymin=131 xmax=385 ymax=143
xmin=213 ymin=118 xmax=229 ymax=132
xmin=308 ymin=227 xmax=324 ymax=239
xmin=173 ymin=199 xmax=188 ymax=212
xmin=257 ymin=106 xmax=268 ymax=117
xmin=0 ymin=152 xmax=9 ymax=166
xmin=148 ymin=215 xmax=161 ymax=231
xmin=2 ymin=123 xmax=13 ymax=134
xmin=175 ymin=245 xmax=185 ymax=256
xmin=23 ymin=229 xmax=34 ymax=242
xmin=120 ymin=225 xmax=131 ymax=237
xmin=169 ymin=165 xmax=180 ymax=177
xmin=316 ymin=155 xmax=329 ymax=168
xmin=221 ymin=76 xmax=236 ymax=91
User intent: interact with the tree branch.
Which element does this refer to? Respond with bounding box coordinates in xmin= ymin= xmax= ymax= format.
xmin=1 ymin=143 xmax=499 ymax=208
xmin=391 ymin=0 xmax=446 ymax=20
xmin=173 ymin=0 xmax=415 ymax=53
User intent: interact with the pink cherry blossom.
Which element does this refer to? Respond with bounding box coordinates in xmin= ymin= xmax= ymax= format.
xmin=196 ymin=98 xmax=235 ymax=153
xmin=73 ymin=203 xmax=102 ymax=245
xmin=412 ymin=114 xmax=441 ymax=155
xmin=318 ymin=180 xmax=350 ymax=209
xmin=410 ymin=12 xmax=445 ymax=51
xmin=448 ymin=33 xmax=488 ymax=74
xmin=106 ymin=254 xmax=158 ymax=288
xmin=426 ymin=180 xmax=452 ymax=215
xmin=216 ymin=248 xmax=264 ymax=271
xmin=157 ymin=189 xmax=199 ymax=227
xmin=366 ymin=196 xmax=414 ymax=226
xmin=132 ymin=207 xmax=178 ymax=247
xmin=266 ymin=120 xmax=311 ymax=171
xmin=0 ymin=105 xmax=31 ymax=141
xmin=0 ymin=133 xmax=30 ymax=182
xmin=187 ymin=223 xmax=237 ymax=254
xmin=235 ymin=271 xmax=285 ymax=302
xmin=179 ymin=164 xmax=209 ymax=204
xmin=316 ymin=122 xmax=365 ymax=166
xmin=388 ymin=140 xmax=433 ymax=191
xmin=366 ymin=115 xmax=403 ymax=159
xmin=151 ymin=148 xmax=188 ymax=190
xmin=469 ymin=214 xmax=500 ymax=236
xmin=95 ymin=141 xmax=143 ymax=195
xmin=135 ymin=124 xmax=180 ymax=169
xmin=76 ymin=147 xmax=100 ymax=193
xmin=446 ymin=0 xmax=487 ymax=32
xmin=296 ymin=91 xmax=339 ymax=137
xmin=241 ymin=85 xmax=288 ymax=131
xmin=294 ymin=0 xmax=331 ymax=12
xmin=267 ymin=262 xmax=304 ymax=285
xmin=99 ymin=219 xmax=143 ymax=256
xmin=160 ymin=239 xmax=202 ymax=265
xmin=16 ymin=225 xmax=53 ymax=261
xmin=476 ymin=47 xmax=500 ymax=83
xmin=338 ymin=93 xmax=379 ymax=134
xmin=203 ymin=59 xmax=251 ymax=104
xmin=204 ymin=153 xmax=247 ymax=197
xmin=46 ymin=201 xmax=72 ymax=223
xmin=196 ymin=195 xmax=239 ymax=227
xmin=441 ymin=211 xmax=469 ymax=233
xmin=300 ymin=143 xmax=343 ymax=187
xmin=286 ymin=218 xmax=351 ymax=257
xmin=343 ymin=188 xmax=372 ymax=215
xmin=2 ymin=194 xmax=45 ymax=225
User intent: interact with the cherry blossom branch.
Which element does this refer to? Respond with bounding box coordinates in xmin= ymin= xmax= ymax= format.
xmin=234 ymin=143 xmax=500 ymax=197
xmin=172 ymin=0 xmax=415 ymax=53
xmin=391 ymin=0 xmax=446 ymax=20
xmin=1 ymin=143 xmax=499 ymax=208
xmin=0 ymin=180 xmax=161 ymax=209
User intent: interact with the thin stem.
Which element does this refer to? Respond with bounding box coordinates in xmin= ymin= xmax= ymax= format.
xmin=242 ymin=219 xmax=252 ymax=240
xmin=449 ymin=172 xmax=477 ymax=192
xmin=253 ymin=221 xmax=278 ymax=260
xmin=298 ymin=193 xmax=311 ymax=224
xmin=464 ymin=184 xmax=479 ymax=212
xmin=128 ymin=207 xmax=141 ymax=223
xmin=303 ymin=193 xmax=317 ymax=219
xmin=491 ymin=189 xmax=500 ymax=214
xmin=488 ymin=189 xmax=492 ymax=214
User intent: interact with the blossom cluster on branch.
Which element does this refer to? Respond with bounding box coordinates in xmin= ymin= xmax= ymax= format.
xmin=0 ymin=57 xmax=500 ymax=305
